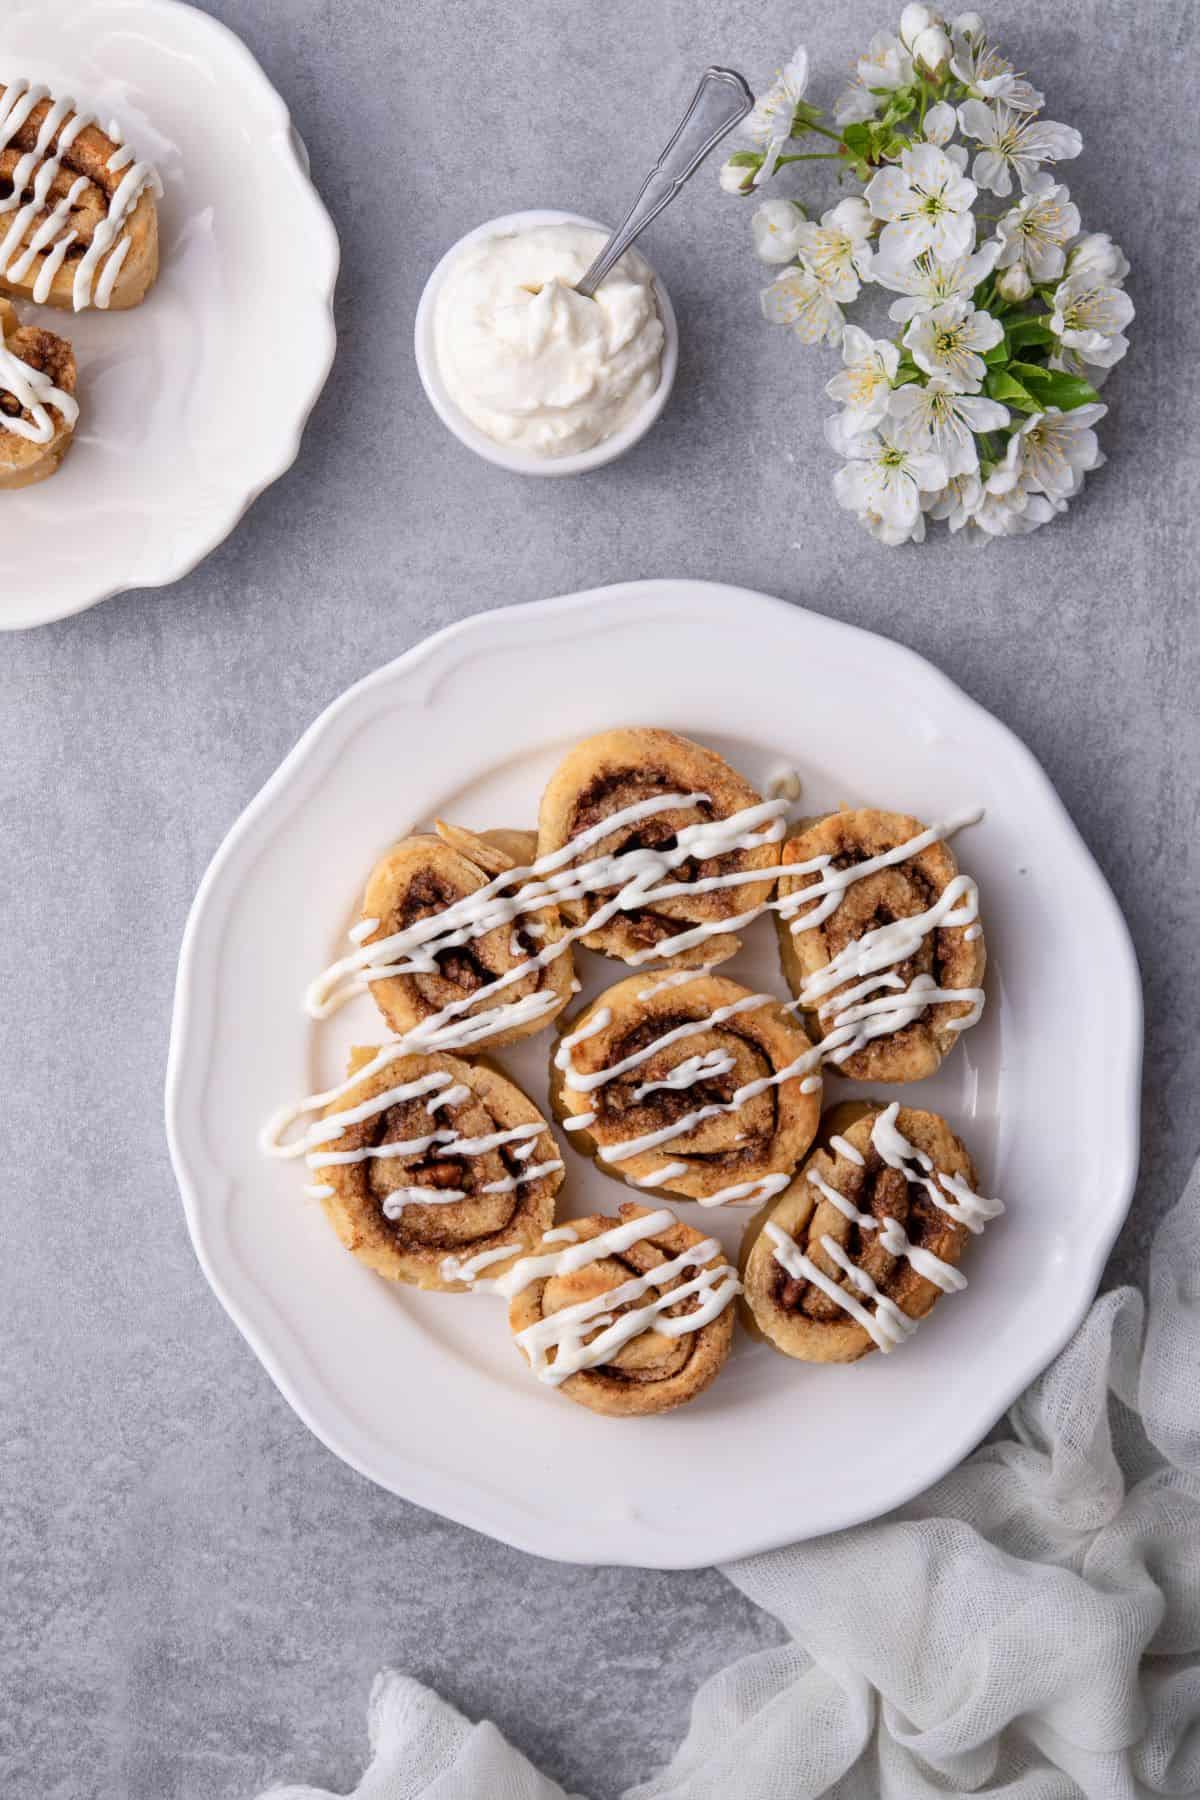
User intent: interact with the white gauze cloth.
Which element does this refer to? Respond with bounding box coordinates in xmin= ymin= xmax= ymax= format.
xmin=261 ymin=1159 xmax=1200 ymax=1800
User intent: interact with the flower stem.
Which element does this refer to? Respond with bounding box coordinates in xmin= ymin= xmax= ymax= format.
xmin=798 ymin=119 xmax=845 ymax=144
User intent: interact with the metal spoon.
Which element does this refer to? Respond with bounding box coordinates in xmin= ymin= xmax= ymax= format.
xmin=574 ymin=66 xmax=754 ymax=300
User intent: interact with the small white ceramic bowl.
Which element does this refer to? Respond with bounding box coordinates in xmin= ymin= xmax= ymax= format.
xmin=413 ymin=208 xmax=679 ymax=477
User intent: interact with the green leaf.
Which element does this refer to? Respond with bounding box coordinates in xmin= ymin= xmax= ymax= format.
xmin=1006 ymin=317 xmax=1056 ymax=350
xmin=1008 ymin=359 xmax=1052 ymax=382
xmin=841 ymin=123 xmax=871 ymax=151
xmin=882 ymin=89 xmax=917 ymax=123
xmin=984 ymin=369 xmax=1039 ymax=412
xmin=983 ymin=335 xmax=1011 ymax=366
xmin=1009 ymin=362 xmax=1102 ymax=410
xmin=892 ymin=366 xmax=923 ymax=388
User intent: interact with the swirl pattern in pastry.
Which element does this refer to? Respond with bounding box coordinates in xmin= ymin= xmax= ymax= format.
xmin=304 ymin=1047 xmax=564 ymax=1291
xmin=535 ymin=727 xmax=783 ymax=968
xmin=740 ymin=1102 xmax=1002 ymax=1362
xmin=345 ymin=825 xmax=576 ymax=1051
xmin=502 ymin=1204 xmax=739 ymax=1415
xmin=551 ymin=971 xmax=822 ymax=1206
xmin=775 ymin=807 xmax=986 ymax=1083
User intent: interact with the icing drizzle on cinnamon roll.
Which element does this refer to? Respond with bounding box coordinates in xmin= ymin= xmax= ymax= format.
xmin=302 ymin=1051 xmax=564 ymax=1292
xmin=461 ymin=1207 xmax=740 ymax=1405
xmin=0 ymin=331 xmax=76 ymax=441
xmin=776 ymin=808 xmax=986 ymax=1083
xmin=744 ymin=1105 xmax=1001 ymax=1359
xmin=0 ymin=80 xmax=161 ymax=309
xmin=551 ymin=974 xmax=823 ymax=1206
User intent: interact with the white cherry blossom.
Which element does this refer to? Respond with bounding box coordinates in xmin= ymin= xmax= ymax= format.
xmin=921 ymin=100 xmax=958 ymax=146
xmin=744 ymin=48 xmax=810 ymax=189
xmin=827 ymin=414 xmax=947 ymax=531
xmin=752 ymin=199 xmax=807 ymax=264
xmin=903 ymin=297 xmax=1004 ymax=391
xmin=857 ymin=31 xmax=914 ymax=90
xmin=793 ymin=198 xmax=875 ymax=302
xmin=872 ymin=240 xmax=1000 ymax=322
xmin=857 ymin=505 xmax=927 ymax=546
xmin=969 ymin=469 xmax=1065 ymax=537
xmin=873 ymin=242 xmax=999 ymax=321
xmin=958 ymin=100 xmax=1082 ymax=197
xmin=760 ymin=265 xmax=844 ymax=345
xmin=888 ymin=376 xmax=1010 ymax=476
xmin=991 ymin=404 xmax=1106 ymax=500
xmin=995 ymin=178 xmax=1080 ymax=282
xmin=744 ymin=49 xmax=810 ymax=148
xmin=723 ymin=18 xmax=1129 ymax=548
xmin=1050 ymin=272 xmax=1134 ymax=368
xmin=925 ymin=469 xmax=984 ymax=531
xmin=866 ymin=143 xmax=978 ymax=264
xmin=1067 ymin=232 xmax=1130 ymax=285
xmin=949 ymin=24 xmax=1043 ymax=113
xmin=825 ymin=325 xmax=899 ymax=435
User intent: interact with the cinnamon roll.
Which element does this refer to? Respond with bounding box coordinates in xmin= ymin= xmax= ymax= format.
xmin=307 ymin=1047 xmax=564 ymax=1291
xmin=0 ymin=80 xmax=160 ymax=312
xmin=320 ymin=823 xmax=576 ymax=1051
xmin=551 ymin=971 xmax=821 ymax=1205
xmin=0 ymin=299 xmax=77 ymax=487
xmin=535 ymin=727 xmax=783 ymax=967
xmin=504 ymin=1204 xmax=738 ymax=1415
xmin=740 ymin=1102 xmax=1002 ymax=1362
xmin=775 ymin=808 xmax=986 ymax=1083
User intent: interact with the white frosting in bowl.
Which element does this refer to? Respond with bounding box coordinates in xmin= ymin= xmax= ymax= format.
xmin=431 ymin=223 xmax=666 ymax=459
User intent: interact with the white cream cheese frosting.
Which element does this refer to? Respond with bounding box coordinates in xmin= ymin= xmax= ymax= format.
xmin=432 ymin=223 xmax=665 ymax=458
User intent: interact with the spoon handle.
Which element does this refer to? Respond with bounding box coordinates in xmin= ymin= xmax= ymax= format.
xmin=574 ymin=66 xmax=754 ymax=300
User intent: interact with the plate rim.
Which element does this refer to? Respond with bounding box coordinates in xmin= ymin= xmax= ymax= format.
xmin=165 ymin=580 xmax=1144 ymax=1567
xmin=2 ymin=0 xmax=340 ymax=631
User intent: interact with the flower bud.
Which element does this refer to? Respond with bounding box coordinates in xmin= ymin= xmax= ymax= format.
xmin=751 ymin=198 xmax=806 ymax=264
xmin=900 ymin=4 xmax=936 ymax=47
xmin=719 ymin=153 xmax=760 ymax=195
xmin=913 ymin=23 xmax=953 ymax=72
xmin=997 ymin=264 xmax=1032 ymax=302
xmin=952 ymin=11 xmax=984 ymax=36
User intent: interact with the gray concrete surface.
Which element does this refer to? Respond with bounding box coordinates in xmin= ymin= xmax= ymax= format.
xmin=3 ymin=1 xmax=1197 ymax=1795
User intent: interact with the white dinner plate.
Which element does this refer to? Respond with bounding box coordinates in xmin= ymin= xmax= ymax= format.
xmin=165 ymin=581 xmax=1142 ymax=1568
xmin=1 ymin=0 xmax=338 ymax=630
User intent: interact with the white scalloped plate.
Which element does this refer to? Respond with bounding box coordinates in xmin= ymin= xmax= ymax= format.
xmin=0 ymin=0 xmax=338 ymax=630
xmin=166 ymin=582 xmax=1142 ymax=1568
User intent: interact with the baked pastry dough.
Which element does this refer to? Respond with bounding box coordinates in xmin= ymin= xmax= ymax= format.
xmin=536 ymin=727 xmax=782 ymax=967
xmin=740 ymin=1102 xmax=1001 ymax=1362
xmin=0 ymin=298 xmax=77 ymax=487
xmin=0 ymin=79 xmax=160 ymax=311
xmin=776 ymin=808 xmax=986 ymax=1083
xmin=507 ymin=1204 xmax=738 ymax=1414
xmin=552 ymin=971 xmax=821 ymax=1205
xmin=347 ymin=824 xmax=575 ymax=1050
xmin=309 ymin=1047 xmax=564 ymax=1291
